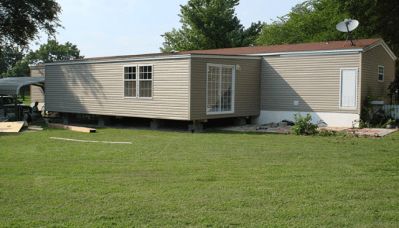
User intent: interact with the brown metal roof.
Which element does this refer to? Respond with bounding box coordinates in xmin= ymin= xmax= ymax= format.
xmin=46 ymin=38 xmax=383 ymax=65
xmin=179 ymin=38 xmax=381 ymax=55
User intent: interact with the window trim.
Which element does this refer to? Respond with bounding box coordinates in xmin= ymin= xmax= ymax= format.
xmin=378 ymin=65 xmax=385 ymax=82
xmin=339 ymin=68 xmax=358 ymax=110
xmin=206 ymin=63 xmax=236 ymax=115
xmin=123 ymin=64 xmax=154 ymax=99
xmin=123 ymin=65 xmax=138 ymax=98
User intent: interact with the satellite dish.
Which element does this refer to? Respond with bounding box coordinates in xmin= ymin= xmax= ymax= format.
xmin=336 ymin=19 xmax=359 ymax=33
xmin=336 ymin=19 xmax=359 ymax=46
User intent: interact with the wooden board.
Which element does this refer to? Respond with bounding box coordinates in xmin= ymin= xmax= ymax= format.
xmin=48 ymin=123 xmax=96 ymax=133
xmin=0 ymin=121 xmax=25 ymax=133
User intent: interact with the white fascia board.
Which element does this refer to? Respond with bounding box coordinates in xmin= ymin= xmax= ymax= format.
xmin=249 ymin=48 xmax=363 ymax=57
xmin=45 ymin=53 xmax=260 ymax=66
xmin=45 ymin=54 xmax=192 ymax=66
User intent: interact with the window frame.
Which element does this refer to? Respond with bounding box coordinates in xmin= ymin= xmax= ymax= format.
xmin=138 ymin=65 xmax=154 ymax=99
xmin=123 ymin=65 xmax=137 ymax=98
xmin=378 ymin=65 xmax=385 ymax=82
xmin=206 ymin=63 xmax=236 ymax=115
xmin=123 ymin=64 xmax=153 ymax=99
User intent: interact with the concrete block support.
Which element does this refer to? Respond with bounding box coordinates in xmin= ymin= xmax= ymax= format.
xmin=150 ymin=119 xmax=160 ymax=130
xmin=98 ymin=116 xmax=107 ymax=128
xmin=234 ymin=117 xmax=247 ymax=126
xmin=62 ymin=113 xmax=69 ymax=125
xmin=189 ymin=121 xmax=204 ymax=133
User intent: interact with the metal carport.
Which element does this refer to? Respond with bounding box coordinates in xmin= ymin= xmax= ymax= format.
xmin=0 ymin=77 xmax=45 ymax=121
xmin=0 ymin=77 xmax=45 ymax=96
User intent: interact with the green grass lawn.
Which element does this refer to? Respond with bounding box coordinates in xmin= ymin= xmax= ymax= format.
xmin=1 ymin=129 xmax=398 ymax=227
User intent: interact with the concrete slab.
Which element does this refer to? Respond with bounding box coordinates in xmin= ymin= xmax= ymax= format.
xmin=346 ymin=128 xmax=398 ymax=137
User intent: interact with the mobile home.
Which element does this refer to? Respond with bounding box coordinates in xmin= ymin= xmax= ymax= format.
xmin=32 ymin=38 xmax=397 ymax=128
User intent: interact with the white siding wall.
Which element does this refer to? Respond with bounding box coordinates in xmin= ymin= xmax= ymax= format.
xmin=45 ymin=58 xmax=191 ymax=120
xmin=261 ymin=53 xmax=362 ymax=114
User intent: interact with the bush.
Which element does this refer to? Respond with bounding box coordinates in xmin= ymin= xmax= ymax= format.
xmin=360 ymin=96 xmax=391 ymax=128
xmin=318 ymin=129 xmax=337 ymax=137
xmin=292 ymin=114 xmax=318 ymax=135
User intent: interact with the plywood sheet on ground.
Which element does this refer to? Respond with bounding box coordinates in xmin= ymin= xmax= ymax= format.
xmin=0 ymin=121 xmax=24 ymax=133
xmin=48 ymin=123 xmax=96 ymax=133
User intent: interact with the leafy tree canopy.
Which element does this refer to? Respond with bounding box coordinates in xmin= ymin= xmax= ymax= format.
xmin=257 ymin=0 xmax=348 ymax=45
xmin=161 ymin=0 xmax=262 ymax=52
xmin=0 ymin=0 xmax=61 ymax=48
xmin=257 ymin=0 xmax=399 ymax=56
xmin=1 ymin=40 xmax=83 ymax=77
xmin=0 ymin=44 xmax=25 ymax=75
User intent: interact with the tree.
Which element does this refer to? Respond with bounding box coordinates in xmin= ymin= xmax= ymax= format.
xmin=0 ymin=44 xmax=25 ymax=75
xmin=0 ymin=0 xmax=61 ymax=48
xmin=161 ymin=0 xmax=262 ymax=52
xmin=1 ymin=40 xmax=83 ymax=77
xmin=257 ymin=0 xmax=348 ymax=45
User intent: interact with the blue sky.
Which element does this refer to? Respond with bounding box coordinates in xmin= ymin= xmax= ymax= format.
xmin=33 ymin=0 xmax=303 ymax=57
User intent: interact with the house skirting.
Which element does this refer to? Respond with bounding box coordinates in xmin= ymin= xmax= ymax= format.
xmin=256 ymin=110 xmax=360 ymax=128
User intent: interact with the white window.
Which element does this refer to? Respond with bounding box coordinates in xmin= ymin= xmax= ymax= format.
xmin=206 ymin=64 xmax=235 ymax=114
xmin=123 ymin=65 xmax=153 ymax=98
xmin=378 ymin=65 xmax=384 ymax=82
xmin=124 ymin=66 xmax=136 ymax=97
xmin=340 ymin=68 xmax=358 ymax=109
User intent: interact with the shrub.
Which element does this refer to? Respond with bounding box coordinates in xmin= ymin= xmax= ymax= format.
xmin=383 ymin=119 xmax=397 ymax=129
xmin=292 ymin=114 xmax=318 ymax=135
xmin=318 ymin=129 xmax=337 ymax=137
xmin=360 ymin=96 xmax=391 ymax=128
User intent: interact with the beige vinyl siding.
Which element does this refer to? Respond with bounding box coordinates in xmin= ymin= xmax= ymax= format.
xmin=45 ymin=58 xmax=191 ymax=120
xmin=361 ymin=45 xmax=396 ymax=103
xmin=261 ymin=53 xmax=362 ymax=114
xmin=190 ymin=57 xmax=261 ymax=120
xmin=30 ymin=65 xmax=45 ymax=103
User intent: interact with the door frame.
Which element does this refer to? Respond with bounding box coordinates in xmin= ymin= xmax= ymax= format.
xmin=206 ymin=63 xmax=236 ymax=115
xmin=339 ymin=68 xmax=359 ymax=110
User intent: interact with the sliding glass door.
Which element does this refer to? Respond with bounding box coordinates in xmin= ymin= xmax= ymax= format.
xmin=206 ymin=64 xmax=235 ymax=114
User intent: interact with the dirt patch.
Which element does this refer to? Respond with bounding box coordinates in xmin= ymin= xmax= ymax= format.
xmin=217 ymin=124 xmax=292 ymax=134
xmin=345 ymin=128 xmax=398 ymax=137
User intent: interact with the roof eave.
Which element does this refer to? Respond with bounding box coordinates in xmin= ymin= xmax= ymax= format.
xmin=248 ymin=48 xmax=364 ymax=57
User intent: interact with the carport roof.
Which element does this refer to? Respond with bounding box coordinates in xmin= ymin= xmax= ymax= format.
xmin=0 ymin=77 xmax=44 ymax=96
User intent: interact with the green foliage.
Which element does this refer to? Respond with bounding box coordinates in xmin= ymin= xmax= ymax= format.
xmin=383 ymin=119 xmax=397 ymax=129
xmin=257 ymin=0 xmax=348 ymax=45
xmin=318 ymin=129 xmax=338 ymax=137
xmin=1 ymin=40 xmax=83 ymax=77
xmin=360 ymin=96 xmax=391 ymax=128
xmin=388 ymin=68 xmax=399 ymax=103
xmin=161 ymin=0 xmax=262 ymax=52
xmin=0 ymin=0 xmax=61 ymax=47
xmin=0 ymin=44 xmax=25 ymax=75
xmin=28 ymin=40 xmax=83 ymax=64
xmin=292 ymin=113 xmax=319 ymax=135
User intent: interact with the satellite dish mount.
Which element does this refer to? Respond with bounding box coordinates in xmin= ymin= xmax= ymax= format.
xmin=336 ymin=19 xmax=359 ymax=46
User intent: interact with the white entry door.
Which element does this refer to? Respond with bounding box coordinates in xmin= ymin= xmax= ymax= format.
xmin=340 ymin=69 xmax=358 ymax=109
